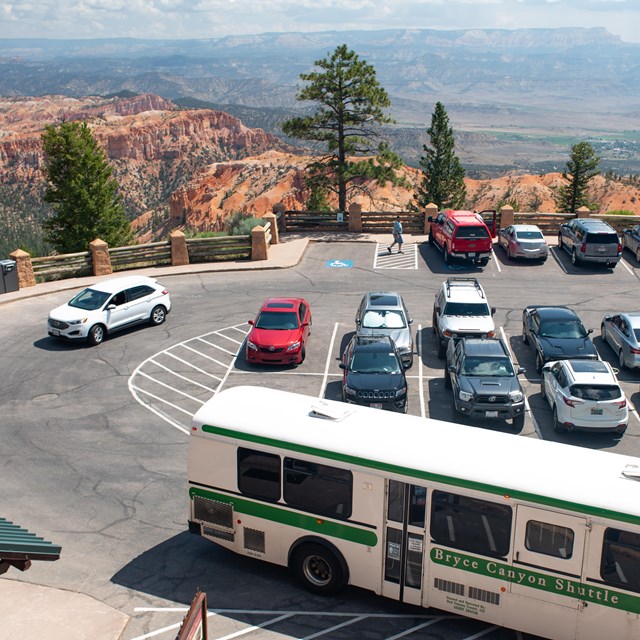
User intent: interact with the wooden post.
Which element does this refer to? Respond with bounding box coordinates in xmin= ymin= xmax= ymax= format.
xmin=348 ymin=203 xmax=362 ymax=233
xmin=89 ymin=238 xmax=112 ymax=276
xmin=251 ymin=225 xmax=268 ymax=261
xmin=9 ymin=248 xmax=35 ymax=288
xmin=424 ymin=203 xmax=438 ymax=234
xmin=170 ymin=230 xmax=190 ymax=266
xmin=500 ymin=205 xmax=515 ymax=227
xmin=263 ymin=212 xmax=279 ymax=245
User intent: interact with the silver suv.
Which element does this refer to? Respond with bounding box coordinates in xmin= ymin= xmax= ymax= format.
xmin=433 ymin=278 xmax=496 ymax=359
xmin=557 ymin=218 xmax=622 ymax=268
xmin=355 ymin=291 xmax=414 ymax=368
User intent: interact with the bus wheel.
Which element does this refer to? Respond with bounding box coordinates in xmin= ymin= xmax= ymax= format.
xmin=291 ymin=543 xmax=345 ymax=596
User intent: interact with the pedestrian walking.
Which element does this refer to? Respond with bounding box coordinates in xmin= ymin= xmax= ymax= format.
xmin=388 ymin=216 xmax=404 ymax=253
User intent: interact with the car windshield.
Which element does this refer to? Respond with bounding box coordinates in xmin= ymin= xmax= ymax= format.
xmin=255 ymin=311 xmax=299 ymax=330
xmin=455 ymin=226 xmax=490 ymax=239
xmin=539 ymin=320 xmax=587 ymax=339
xmin=361 ymin=309 xmax=406 ymax=329
xmin=68 ymin=288 xmax=111 ymax=311
xmin=443 ymin=302 xmax=491 ymax=316
xmin=461 ymin=356 xmax=514 ymax=377
xmin=569 ymin=385 xmax=621 ymax=401
xmin=634 ymin=329 xmax=640 ymax=341
xmin=350 ymin=350 xmax=401 ymax=374
xmin=516 ymin=231 xmax=544 ymax=240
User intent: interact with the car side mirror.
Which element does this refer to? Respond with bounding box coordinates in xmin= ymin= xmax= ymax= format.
xmin=248 ymin=320 xmax=254 ymax=325
xmin=587 ymin=328 xmax=593 ymax=335
xmin=408 ymin=318 xmax=414 ymax=325
xmin=301 ymin=322 xmax=309 ymax=328
xmin=491 ymin=307 xmax=496 ymax=315
xmin=339 ymin=363 xmax=347 ymax=370
xmin=448 ymin=365 xmax=456 ymax=373
xmin=517 ymin=367 xmax=526 ymax=375
xmin=542 ymin=363 xmax=552 ymax=372
xmin=434 ymin=306 xmax=440 ymax=313
xmin=107 ymin=304 xmax=116 ymax=311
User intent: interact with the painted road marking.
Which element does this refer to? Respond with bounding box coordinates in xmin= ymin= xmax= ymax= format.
xmin=374 ymin=243 xmax=418 ymax=269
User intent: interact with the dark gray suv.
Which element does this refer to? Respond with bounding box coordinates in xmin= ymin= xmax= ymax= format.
xmin=557 ymin=218 xmax=622 ymax=268
xmin=445 ymin=338 xmax=526 ymax=430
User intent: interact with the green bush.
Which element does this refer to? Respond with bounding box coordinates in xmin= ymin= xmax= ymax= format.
xmin=224 ymin=212 xmax=264 ymax=236
xmin=604 ymin=210 xmax=636 ymax=216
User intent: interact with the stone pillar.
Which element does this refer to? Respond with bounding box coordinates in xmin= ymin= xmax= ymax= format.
xmin=9 ymin=248 xmax=35 ymax=288
xmin=576 ymin=206 xmax=591 ymax=218
xmin=348 ymin=203 xmax=362 ymax=233
xmin=500 ymin=205 xmax=514 ymax=228
xmin=262 ymin=212 xmax=279 ymax=245
xmin=89 ymin=238 xmax=112 ymax=276
xmin=273 ymin=203 xmax=287 ymax=233
xmin=251 ymin=225 xmax=268 ymax=261
xmin=170 ymin=230 xmax=189 ymax=266
xmin=423 ymin=203 xmax=438 ymax=234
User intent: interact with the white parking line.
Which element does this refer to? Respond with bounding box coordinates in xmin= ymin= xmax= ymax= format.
xmin=214 ymin=329 xmax=245 ymax=345
xmin=491 ymin=248 xmax=501 ymax=273
xmin=163 ymin=352 xmax=224 ymax=379
xmin=301 ymin=615 xmax=367 ymax=640
xmin=179 ymin=343 xmax=233 ymax=368
xmin=620 ymin=258 xmax=634 ymax=276
xmin=550 ymin=247 xmax=568 ymax=273
xmin=148 ymin=358 xmax=218 ymax=390
xmin=417 ymin=324 xmax=425 ymax=418
xmin=319 ymin=322 xmax=340 ymax=398
xmin=385 ymin=616 xmax=446 ymax=640
xmin=136 ymin=371 xmax=207 ymax=405
xmin=218 ymin=613 xmax=293 ymax=640
xmin=128 ymin=386 xmax=192 ymax=433
xmin=196 ymin=336 xmax=238 ymax=355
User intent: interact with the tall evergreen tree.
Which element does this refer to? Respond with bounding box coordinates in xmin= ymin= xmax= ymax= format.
xmin=42 ymin=120 xmax=132 ymax=253
xmin=282 ymin=44 xmax=403 ymax=212
xmin=414 ymin=102 xmax=466 ymax=210
xmin=557 ymin=141 xmax=600 ymax=213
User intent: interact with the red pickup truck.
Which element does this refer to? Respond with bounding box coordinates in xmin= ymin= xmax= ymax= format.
xmin=428 ymin=209 xmax=495 ymax=266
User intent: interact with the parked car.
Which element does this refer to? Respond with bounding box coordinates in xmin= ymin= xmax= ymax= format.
xmin=355 ymin=291 xmax=414 ymax=368
xmin=47 ymin=275 xmax=171 ymax=346
xmin=622 ymin=224 xmax=640 ymax=263
xmin=541 ymin=359 xmax=628 ymax=434
xmin=600 ymin=312 xmax=640 ymax=370
xmin=522 ymin=306 xmax=599 ymax=373
xmin=340 ymin=335 xmax=408 ymax=412
xmin=557 ymin=218 xmax=622 ymax=268
xmin=445 ymin=337 xmax=526 ymax=429
xmin=428 ymin=209 xmax=494 ymax=266
xmin=433 ymin=278 xmax=495 ymax=359
xmin=246 ymin=297 xmax=312 ymax=365
xmin=497 ymin=224 xmax=549 ymax=261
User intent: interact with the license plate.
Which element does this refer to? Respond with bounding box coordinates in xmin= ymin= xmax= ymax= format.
xmin=598 ymin=246 xmax=606 ymax=252
xmin=468 ymin=253 xmax=476 ymax=257
xmin=371 ymin=403 xmax=383 ymax=409
xmin=52 ymin=329 xmax=60 ymax=336
xmin=591 ymin=408 xmax=603 ymax=415
xmin=486 ymin=411 xmax=498 ymax=418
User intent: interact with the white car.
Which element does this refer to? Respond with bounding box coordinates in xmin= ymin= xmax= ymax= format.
xmin=541 ymin=359 xmax=628 ymax=435
xmin=48 ymin=275 xmax=171 ymax=346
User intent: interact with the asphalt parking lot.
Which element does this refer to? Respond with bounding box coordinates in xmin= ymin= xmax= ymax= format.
xmin=2 ymin=238 xmax=639 ymax=640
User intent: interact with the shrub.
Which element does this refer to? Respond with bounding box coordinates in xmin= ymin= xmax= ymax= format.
xmin=225 ymin=212 xmax=264 ymax=236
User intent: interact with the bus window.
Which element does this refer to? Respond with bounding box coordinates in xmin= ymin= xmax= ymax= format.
xmin=387 ymin=480 xmax=405 ymax=523
xmin=283 ymin=458 xmax=352 ymax=519
xmin=237 ymin=448 xmax=281 ymax=502
xmin=601 ymin=528 xmax=640 ymax=593
xmin=430 ymin=490 xmax=512 ymax=558
xmin=525 ymin=520 xmax=574 ymax=559
xmin=387 ymin=481 xmax=426 ymax=526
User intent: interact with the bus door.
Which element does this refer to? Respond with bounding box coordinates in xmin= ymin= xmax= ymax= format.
xmin=510 ymin=505 xmax=587 ymax=637
xmin=382 ymin=479 xmax=427 ymax=606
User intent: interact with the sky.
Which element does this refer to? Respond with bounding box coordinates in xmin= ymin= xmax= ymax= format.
xmin=2 ymin=0 xmax=640 ymax=44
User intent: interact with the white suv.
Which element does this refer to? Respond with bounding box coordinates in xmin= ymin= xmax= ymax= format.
xmin=48 ymin=275 xmax=171 ymax=346
xmin=432 ymin=278 xmax=496 ymax=359
xmin=541 ymin=359 xmax=628 ymax=435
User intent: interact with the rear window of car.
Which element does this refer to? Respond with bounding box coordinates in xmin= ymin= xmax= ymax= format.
xmin=517 ymin=231 xmax=544 ymax=240
xmin=454 ymin=226 xmax=490 ymax=239
xmin=443 ymin=302 xmax=491 ymax=316
xmin=569 ymin=385 xmax=621 ymax=401
xmin=585 ymin=233 xmax=618 ymax=244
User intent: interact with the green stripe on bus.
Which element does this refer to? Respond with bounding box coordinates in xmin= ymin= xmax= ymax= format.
xmin=200 ymin=424 xmax=640 ymax=528
xmin=189 ymin=486 xmax=378 ymax=547
xmin=431 ymin=547 xmax=640 ymax=614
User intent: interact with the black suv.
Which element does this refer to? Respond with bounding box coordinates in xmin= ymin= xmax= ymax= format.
xmin=340 ymin=335 xmax=408 ymax=412
xmin=557 ymin=218 xmax=622 ymax=268
xmin=445 ymin=338 xmax=526 ymax=429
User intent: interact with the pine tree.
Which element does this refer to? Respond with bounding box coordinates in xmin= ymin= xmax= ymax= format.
xmin=282 ymin=44 xmax=403 ymax=212
xmin=556 ymin=141 xmax=600 ymax=213
xmin=42 ymin=120 xmax=133 ymax=253
xmin=414 ymin=102 xmax=466 ymax=210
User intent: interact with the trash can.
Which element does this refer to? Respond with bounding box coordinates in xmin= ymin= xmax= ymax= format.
xmin=0 ymin=259 xmax=18 ymax=293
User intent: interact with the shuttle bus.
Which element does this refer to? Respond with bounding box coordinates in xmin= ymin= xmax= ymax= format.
xmin=187 ymin=386 xmax=640 ymax=640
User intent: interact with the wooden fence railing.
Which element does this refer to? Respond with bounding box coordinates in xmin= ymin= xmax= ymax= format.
xmin=109 ymin=241 xmax=172 ymax=271
xmin=31 ymin=252 xmax=93 ymax=281
xmin=187 ymin=235 xmax=251 ymax=263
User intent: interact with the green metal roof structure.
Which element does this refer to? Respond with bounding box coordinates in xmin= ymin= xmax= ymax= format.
xmin=0 ymin=517 xmax=61 ymax=575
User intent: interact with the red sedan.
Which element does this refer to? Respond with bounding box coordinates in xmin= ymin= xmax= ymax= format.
xmin=246 ymin=297 xmax=312 ymax=365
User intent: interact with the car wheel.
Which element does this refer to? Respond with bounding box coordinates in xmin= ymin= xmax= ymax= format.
xmin=299 ymin=345 xmax=306 ymax=364
xmin=507 ymin=245 xmax=514 ymax=260
xmin=87 ymin=324 xmax=105 ymax=346
xmin=291 ymin=543 xmax=346 ymax=596
xmin=428 ymin=233 xmax=434 ymax=246
xmin=540 ymin=378 xmax=546 ymax=400
xmin=557 ymin=233 xmax=563 ymax=249
xmin=437 ymin=339 xmax=446 ymax=360
xmin=553 ymin=406 xmax=566 ymax=433
xmin=512 ymin=413 xmax=525 ymax=432
xmin=522 ymin=323 xmax=529 ymax=345
xmin=535 ymin=352 xmax=544 ymax=374
xmin=444 ymin=370 xmax=451 ymax=388
xmin=600 ymin=323 xmax=607 ymax=343
xmin=432 ymin=313 xmax=437 ymax=334
xmin=149 ymin=305 xmax=167 ymax=326
xmin=443 ymin=246 xmax=451 ymax=264
xmin=616 ymin=424 xmax=627 ymax=435
xmin=636 ymin=247 xmax=640 ymax=263
xmin=618 ymin=350 xmax=626 ymax=370
xmin=571 ymin=248 xmax=578 ymax=265
xmin=478 ymin=257 xmax=489 ymax=266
